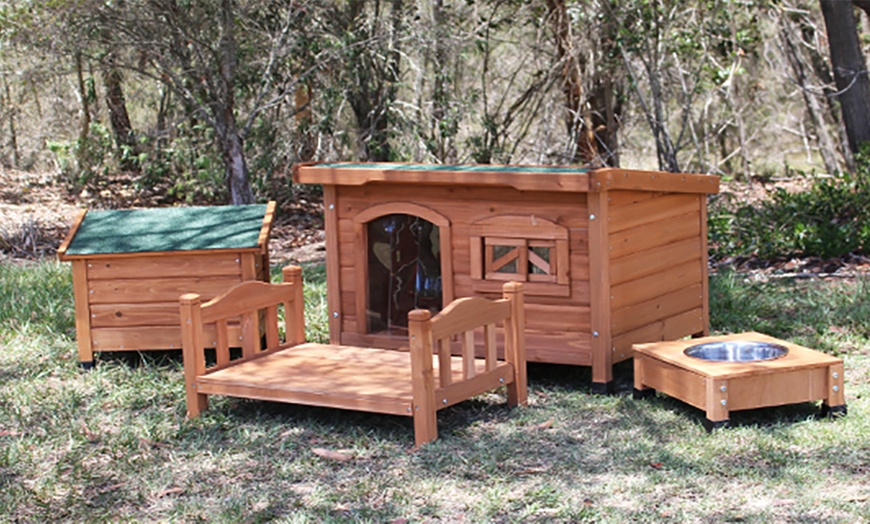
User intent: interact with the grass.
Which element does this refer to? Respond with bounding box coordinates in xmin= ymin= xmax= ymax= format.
xmin=0 ymin=261 xmax=868 ymax=522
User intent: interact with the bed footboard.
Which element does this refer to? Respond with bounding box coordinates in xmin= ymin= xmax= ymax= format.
xmin=408 ymin=282 xmax=526 ymax=447
xmin=179 ymin=265 xmax=305 ymax=418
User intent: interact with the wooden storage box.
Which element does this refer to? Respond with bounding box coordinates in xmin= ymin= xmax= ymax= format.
xmin=58 ymin=203 xmax=275 ymax=367
xmin=294 ymin=163 xmax=719 ymax=392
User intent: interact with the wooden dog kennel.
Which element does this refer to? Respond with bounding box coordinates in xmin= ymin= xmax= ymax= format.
xmin=293 ymin=163 xmax=719 ymax=392
xmin=58 ymin=203 xmax=275 ymax=367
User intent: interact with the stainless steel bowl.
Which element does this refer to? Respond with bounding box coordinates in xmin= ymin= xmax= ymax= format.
xmin=684 ymin=340 xmax=789 ymax=362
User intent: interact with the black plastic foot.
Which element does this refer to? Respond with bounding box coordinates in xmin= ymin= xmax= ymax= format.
xmin=591 ymin=381 xmax=614 ymax=395
xmin=633 ymin=388 xmax=656 ymax=400
xmin=79 ymin=360 xmax=95 ymax=370
xmin=703 ymin=419 xmax=730 ymax=432
xmin=820 ymin=403 xmax=847 ymax=419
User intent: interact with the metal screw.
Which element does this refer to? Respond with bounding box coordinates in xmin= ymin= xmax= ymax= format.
xmin=333 ymin=312 xmax=339 ymax=318
xmin=593 ymin=331 xmax=599 ymax=337
xmin=329 ymin=204 xmax=335 ymax=210
xmin=833 ymin=372 xmax=839 ymax=379
xmin=499 ymin=378 xmax=505 ymax=383
xmin=720 ymin=386 xmax=727 ymax=393
xmin=442 ymin=399 xmax=448 ymax=404
xmin=720 ymin=399 xmax=727 ymax=406
xmin=589 ymin=214 xmax=596 ymax=220
xmin=833 ymin=385 xmax=840 ymax=392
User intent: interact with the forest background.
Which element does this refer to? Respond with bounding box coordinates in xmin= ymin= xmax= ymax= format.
xmin=2 ymin=0 xmax=870 ymax=264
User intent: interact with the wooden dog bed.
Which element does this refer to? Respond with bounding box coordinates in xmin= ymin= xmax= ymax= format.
xmin=180 ymin=266 xmax=527 ymax=447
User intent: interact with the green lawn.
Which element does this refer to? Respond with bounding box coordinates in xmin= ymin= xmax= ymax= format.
xmin=0 ymin=261 xmax=867 ymax=522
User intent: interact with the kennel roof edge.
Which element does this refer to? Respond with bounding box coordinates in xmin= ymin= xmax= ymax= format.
xmin=58 ymin=202 xmax=275 ymax=259
xmin=293 ymin=162 xmax=719 ymax=194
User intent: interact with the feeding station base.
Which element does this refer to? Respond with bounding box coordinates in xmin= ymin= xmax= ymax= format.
xmin=633 ymin=332 xmax=846 ymax=430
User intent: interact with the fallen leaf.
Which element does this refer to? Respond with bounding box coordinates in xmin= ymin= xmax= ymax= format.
xmin=0 ymin=430 xmax=20 ymax=437
xmin=312 ymin=447 xmax=354 ymax=461
xmin=532 ymin=418 xmax=554 ymax=430
xmin=649 ymin=462 xmax=664 ymax=469
xmin=156 ymin=487 xmax=184 ymax=498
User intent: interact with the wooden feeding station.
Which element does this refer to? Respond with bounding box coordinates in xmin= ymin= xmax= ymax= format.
xmin=633 ymin=332 xmax=847 ymax=429
xmin=293 ymin=162 xmax=720 ymax=392
xmin=58 ymin=203 xmax=275 ymax=368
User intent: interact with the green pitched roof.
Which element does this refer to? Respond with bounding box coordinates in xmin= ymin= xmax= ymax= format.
xmin=64 ymin=204 xmax=268 ymax=256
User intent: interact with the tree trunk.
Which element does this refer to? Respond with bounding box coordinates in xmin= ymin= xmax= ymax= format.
xmin=780 ymin=23 xmax=840 ymax=175
xmin=819 ymin=0 xmax=870 ymax=157
xmin=75 ymin=52 xmax=91 ymax=157
xmin=545 ymin=0 xmax=598 ymax=165
xmin=216 ymin=0 xmax=253 ymax=205
xmin=2 ymin=71 xmax=19 ymax=168
xmin=103 ymin=59 xmax=139 ymax=171
xmin=220 ymin=127 xmax=254 ymax=205
xmin=213 ymin=0 xmax=253 ymax=204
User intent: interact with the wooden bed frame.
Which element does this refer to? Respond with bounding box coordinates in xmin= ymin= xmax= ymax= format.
xmin=180 ymin=266 xmax=527 ymax=447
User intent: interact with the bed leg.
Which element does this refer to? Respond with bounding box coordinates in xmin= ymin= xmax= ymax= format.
xmin=187 ymin=387 xmax=208 ymax=418
xmin=409 ymin=309 xmax=438 ymax=447
xmin=503 ymin=282 xmax=527 ymax=407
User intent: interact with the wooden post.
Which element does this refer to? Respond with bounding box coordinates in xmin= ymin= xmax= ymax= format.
xmin=588 ymin=191 xmax=614 ymax=393
xmin=179 ymin=293 xmax=208 ymax=417
xmin=323 ymin=185 xmax=342 ymax=343
xmin=705 ymin=378 xmax=729 ymax=430
xmin=408 ymin=309 xmax=437 ymax=447
xmin=282 ymin=265 xmax=306 ymax=345
xmin=70 ymin=259 xmax=94 ymax=368
xmin=503 ymin=282 xmax=527 ymax=406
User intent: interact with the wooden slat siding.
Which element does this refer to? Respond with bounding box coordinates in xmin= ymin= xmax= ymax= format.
xmin=91 ymin=324 xmax=239 ymax=351
xmin=609 ymin=237 xmax=702 ymax=286
xmin=606 ymin=190 xmax=663 ymax=208
xmin=337 ymin=185 xmax=588 ymax=224
xmin=587 ymin=192 xmax=613 ymax=386
xmin=71 ymin=259 xmax=94 ymax=363
xmin=88 ymin=276 xmax=242 ymax=304
xmin=86 ymin=253 xmax=243 ymax=280
xmin=608 ymin=193 xmax=699 ymax=234
xmin=609 ymin=211 xmax=701 ymax=260
xmin=456 ymin=273 xmax=590 ymax=303
xmin=408 ymin=309 xmax=438 ymax=446
xmin=57 ymin=209 xmax=88 ymax=258
xmin=611 ymin=308 xmax=705 ymax=361
xmin=296 ymin=163 xmax=591 ymax=192
xmin=523 ymin=303 xmax=591 ymax=333
xmin=438 ymin=339 xmax=452 ymax=387
xmin=469 ymin=215 xmax=569 ymax=240
xmin=611 ymin=284 xmax=704 ymax=334
xmin=590 ymin=168 xmax=719 ymax=194
xmin=90 ymin=302 xmax=181 ymax=328
xmin=610 ymin=261 xmax=702 ymax=311
xmin=180 ymin=293 xmax=208 ymax=417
